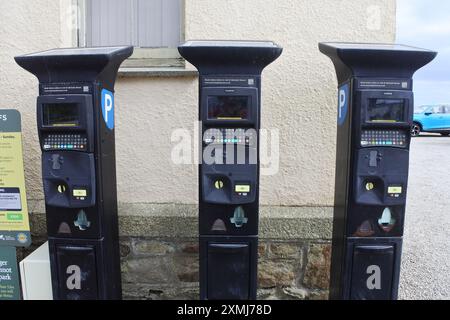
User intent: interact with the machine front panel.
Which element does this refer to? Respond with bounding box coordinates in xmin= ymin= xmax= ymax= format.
xmin=342 ymin=82 xmax=412 ymax=300
xmin=200 ymin=79 xmax=260 ymax=238
xmin=349 ymin=87 xmax=413 ymax=240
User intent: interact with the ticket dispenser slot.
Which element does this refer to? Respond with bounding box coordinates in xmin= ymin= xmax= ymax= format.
xmin=319 ymin=42 xmax=436 ymax=300
xmin=16 ymin=46 xmax=133 ymax=300
xmin=179 ymin=40 xmax=282 ymax=300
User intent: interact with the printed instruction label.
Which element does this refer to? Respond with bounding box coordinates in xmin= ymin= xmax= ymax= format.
xmin=0 ymin=110 xmax=31 ymax=247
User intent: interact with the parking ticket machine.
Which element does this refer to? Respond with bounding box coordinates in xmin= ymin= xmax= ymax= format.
xmin=15 ymin=46 xmax=133 ymax=299
xmin=178 ymin=41 xmax=282 ymax=300
xmin=319 ymin=43 xmax=436 ymax=300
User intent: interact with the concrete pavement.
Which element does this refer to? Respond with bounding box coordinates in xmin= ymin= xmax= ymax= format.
xmin=399 ymin=134 xmax=450 ymax=300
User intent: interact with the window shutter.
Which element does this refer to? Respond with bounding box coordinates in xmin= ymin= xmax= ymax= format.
xmin=86 ymin=0 xmax=135 ymax=47
xmin=86 ymin=0 xmax=181 ymax=48
xmin=161 ymin=0 xmax=181 ymax=48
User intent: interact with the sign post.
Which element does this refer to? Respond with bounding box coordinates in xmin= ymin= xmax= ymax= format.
xmin=0 ymin=247 xmax=20 ymax=300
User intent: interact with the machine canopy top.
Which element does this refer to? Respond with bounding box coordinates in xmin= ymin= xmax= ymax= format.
xmin=15 ymin=46 xmax=134 ymax=87
xmin=319 ymin=42 xmax=437 ymax=85
xmin=178 ymin=40 xmax=283 ymax=75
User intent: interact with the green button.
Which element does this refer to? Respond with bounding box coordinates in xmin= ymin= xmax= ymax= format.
xmin=7 ymin=213 xmax=23 ymax=221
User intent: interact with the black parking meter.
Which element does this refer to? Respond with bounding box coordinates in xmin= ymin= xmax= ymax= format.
xmin=15 ymin=46 xmax=133 ymax=300
xmin=178 ymin=41 xmax=282 ymax=300
xmin=319 ymin=43 xmax=436 ymax=300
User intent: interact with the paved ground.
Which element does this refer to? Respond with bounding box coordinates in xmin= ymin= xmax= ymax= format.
xmin=399 ymin=134 xmax=450 ymax=300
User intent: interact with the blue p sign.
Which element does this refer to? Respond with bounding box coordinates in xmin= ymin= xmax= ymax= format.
xmin=101 ymin=89 xmax=114 ymax=130
xmin=337 ymin=83 xmax=349 ymax=126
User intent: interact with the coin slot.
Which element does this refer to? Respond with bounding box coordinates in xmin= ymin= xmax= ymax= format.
xmin=214 ymin=180 xmax=224 ymax=189
xmin=365 ymin=182 xmax=375 ymax=191
xmin=57 ymin=184 xmax=67 ymax=193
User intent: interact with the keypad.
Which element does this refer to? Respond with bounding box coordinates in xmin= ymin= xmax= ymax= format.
xmin=361 ymin=130 xmax=407 ymax=147
xmin=43 ymin=133 xmax=88 ymax=151
xmin=203 ymin=128 xmax=256 ymax=147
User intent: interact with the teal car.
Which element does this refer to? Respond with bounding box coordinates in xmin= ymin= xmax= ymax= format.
xmin=411 ymin=105 xmax=450 ymax=136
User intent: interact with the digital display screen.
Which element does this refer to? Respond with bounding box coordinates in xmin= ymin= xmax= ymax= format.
xmin=208 ymin=96 xmax=249 ymax=120
xmin=367 ymin=99 xmax=405 ymax=123
xmin=388 ymin=186 xmax=403 ymax=194
xmin=235 ymin=185 xmax=251 ymax=193
xmin=73 ymin=189 xmax=87 ymax=197
xmin=43 ymin=103 xmax=79 ymax=127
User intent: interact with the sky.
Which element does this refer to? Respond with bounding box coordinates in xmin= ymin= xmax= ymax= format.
xmin=396 ymin=0 xmax=450 ymax=106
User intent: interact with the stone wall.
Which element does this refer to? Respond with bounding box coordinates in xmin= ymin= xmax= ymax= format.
xmin=119 ymin=238 xmax=331 ymax=300
xmin=20 ymin=201 xmax=333 ymax=300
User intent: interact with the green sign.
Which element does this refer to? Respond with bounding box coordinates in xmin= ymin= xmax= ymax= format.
xmin=0 ymin=247 xmax=20 ymax=300
xmin=0 ymin=110 xmax=31 ymax=247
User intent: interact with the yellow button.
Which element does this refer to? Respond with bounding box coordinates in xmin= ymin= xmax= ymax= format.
xmin=388 ymin=186 xmax=402 ymax=194
xmin=235 ymin=185 xmax=250 ymax=193
xmin=73 ymin=189 xmax=87 ymax=197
